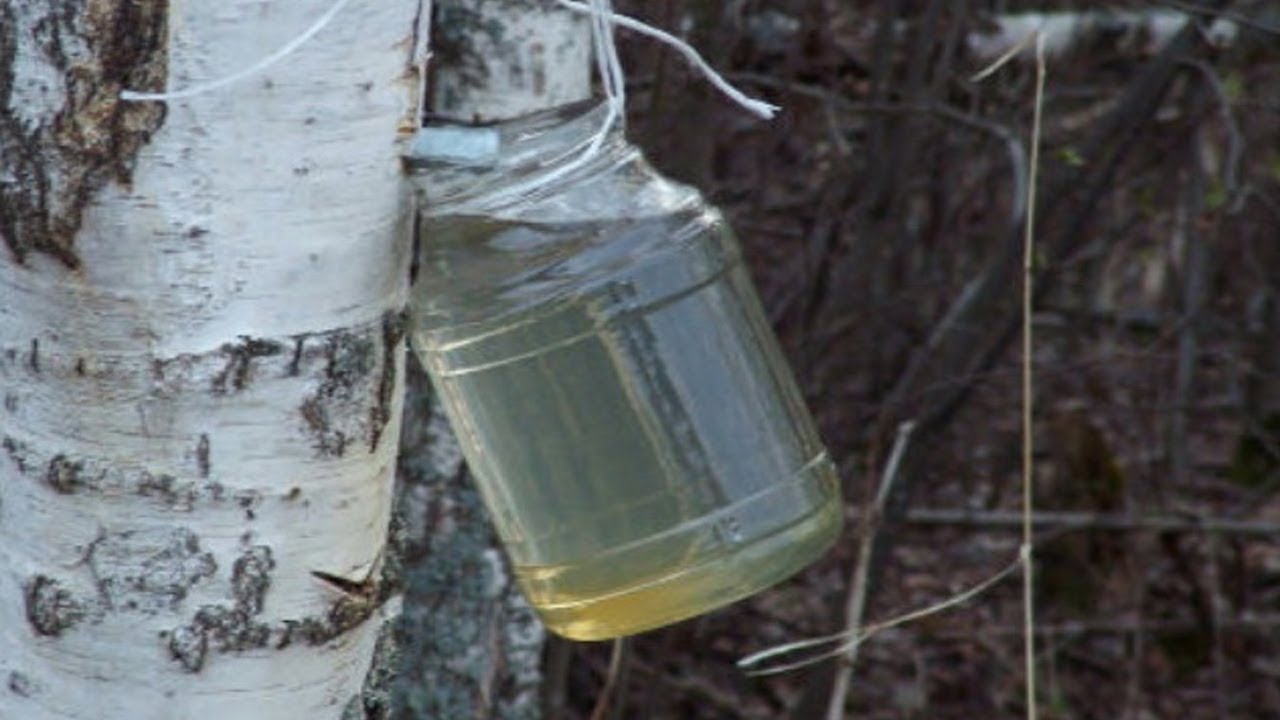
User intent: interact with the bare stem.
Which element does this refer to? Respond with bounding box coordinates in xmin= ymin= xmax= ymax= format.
xmin=1021 ymin=32 xmax=1048 ymax=720
xmin=824 ymin=421 xmax=916 ymax=720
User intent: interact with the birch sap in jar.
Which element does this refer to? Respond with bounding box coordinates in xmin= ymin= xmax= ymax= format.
xmin=406 ymin=102 xmax=842 ymax=640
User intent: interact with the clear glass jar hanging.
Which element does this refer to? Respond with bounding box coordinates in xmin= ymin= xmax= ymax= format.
xmin=405 ymin=101 xmax=842 ymax=641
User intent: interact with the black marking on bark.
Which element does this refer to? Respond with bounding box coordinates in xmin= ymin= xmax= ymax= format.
xmin=212 ymin=336 xmax=284 ymax=394
xmin=369 ymin=309 xmax=406 ymax=452
xmin=44 ymin=453 xmax=83 ymax=493
xmin=287 ymin=335 xmax=306 ymax=376
xmin=195 ymin=433 xmax=210 ymax=478
xmin=167 ymin=544 xmax=393 ymax=671
xmin=235 ymin=490 xmax=261 ymax=521
xmin=300 ymin=395 xmax=343 ymax=457
xmin=74 ymin=356 xmax=86 ymax=375
xmin=7 ymin=671 xmax=31 ymax=697
xmin=3 ymin=392 xmax=17 ymax=412
xmin=0 ymin=0 xmax=169 ymax=267
xmin=24 ymin=575 xmax=83 ymax=636
xmin=27 ymin=339 xmax=39 ymax=373
xmin=136 ymin=471 xmax=197 ymax=510
xmin=2 ymin=436 xmax=29 ymax=472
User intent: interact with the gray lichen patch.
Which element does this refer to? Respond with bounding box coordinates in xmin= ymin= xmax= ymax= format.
xmin=298 ymin=322 xmax=390 ymax=458
xmin=230 ymin=545 xmax=273 ymax=615
xmin=164 ymin=544 xmax=275 ymax=672
xmin=165 ymin=623 xmax=208 ymax=673
xmin=87 ymin=527 xmax=217 ymax=613
xmin=0 ymin=0 xmax=169 ymax=267
xmin=391 ymin=361 xmax=545 ymax=719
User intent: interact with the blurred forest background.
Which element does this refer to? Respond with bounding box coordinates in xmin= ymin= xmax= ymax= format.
xmin=537 ymin=1 xmax=1280 ymax=718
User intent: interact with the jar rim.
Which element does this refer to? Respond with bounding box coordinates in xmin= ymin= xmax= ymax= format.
xmin=405 ymin=100 xmax=634 ymax=211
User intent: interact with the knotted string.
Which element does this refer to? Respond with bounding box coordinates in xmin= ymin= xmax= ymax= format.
xmin=556 ymin=0 xmax=778 ymax=120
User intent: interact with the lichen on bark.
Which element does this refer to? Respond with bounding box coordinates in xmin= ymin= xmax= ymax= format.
xmin=390 ymin=358 xmax=544 ymax=720
xmin=0 ymin=0 xmax=169 ymax=268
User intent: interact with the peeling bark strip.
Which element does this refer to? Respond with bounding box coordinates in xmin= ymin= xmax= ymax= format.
xmin=0 ymin=0 xmax=168 ymax=267
xmin=370 ymin=310 xmax=407 ymax=452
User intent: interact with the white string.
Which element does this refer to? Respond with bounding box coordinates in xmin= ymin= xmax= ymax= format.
xmin=120 ymin=0 xmax=354 ymax=102
xmin=586 ymin=0 xmax=625 ymax=154
xmin=491 ymin=0 xmax=626 ymax=203
xmin=737 ymin=551 xmax=1026 ymax=677
xmin=555 ymin=0 xmax=780 ymax=120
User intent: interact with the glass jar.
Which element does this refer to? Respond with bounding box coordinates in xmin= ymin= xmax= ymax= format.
xmin=406 ymin=102 xmax=842 ymax=640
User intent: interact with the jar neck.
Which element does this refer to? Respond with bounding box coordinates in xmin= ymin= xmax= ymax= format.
xmin=406 ymin=100 xmax=639 ymax=214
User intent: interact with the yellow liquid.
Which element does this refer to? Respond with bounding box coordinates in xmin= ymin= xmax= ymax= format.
xmin=411 ymin=210 xmax=842 ymax=640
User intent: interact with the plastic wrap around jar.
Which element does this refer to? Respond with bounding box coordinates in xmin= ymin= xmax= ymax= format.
xmin=406 ymin=102 xmax=842 ymax=641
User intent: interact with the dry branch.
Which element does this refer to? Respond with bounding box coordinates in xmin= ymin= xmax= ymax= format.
xmin=904 ymin=508 xmax=1280 ymax=536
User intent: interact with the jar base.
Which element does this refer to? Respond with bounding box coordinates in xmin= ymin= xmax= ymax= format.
xmin=518 ymin=496 xmax=843 ymax=641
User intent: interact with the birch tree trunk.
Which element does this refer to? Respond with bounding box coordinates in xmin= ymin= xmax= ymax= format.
xmin=389 ymin=2 xmax=591 ymax=717
xmin=1 ymin=2 xmax=422 ymax=718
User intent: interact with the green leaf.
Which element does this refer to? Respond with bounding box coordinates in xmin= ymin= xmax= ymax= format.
xmin=1057 ymin=146 xmax=1085 ymax=167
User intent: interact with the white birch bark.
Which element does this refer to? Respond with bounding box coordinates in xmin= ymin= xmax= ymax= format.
xmin=1 ymin=2 xmax=423 ymax=718
xmin=428 ymin=0 xmax=592 ymax=123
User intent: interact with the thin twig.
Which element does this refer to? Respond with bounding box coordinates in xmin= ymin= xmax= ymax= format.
xmin=825 ymin=421 xmax=917 ymax=720
xmin=904 ymin=508 xmax=1280 ymax=536
xmin=589 ymin=638 xmax=629 ymax=720
xmin=933 ymin=613 xmax=1280 ymax=639
xmin=985 ymin=29 xmax=1050 ymax=720
xmin=1151 ymin=0 xmax=1280 ymax=36
xmin=1183 ymin=59 xmax=1246 ymax=211
xmin=970 ymin=30 xmax=1040 ymax=82
xmin=1020 ymin=34 xmax=1047 ymax=720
